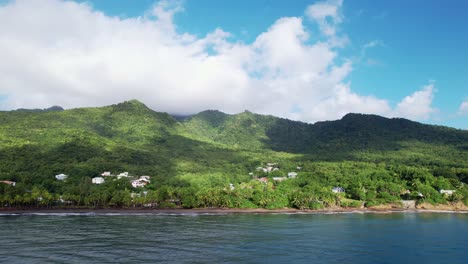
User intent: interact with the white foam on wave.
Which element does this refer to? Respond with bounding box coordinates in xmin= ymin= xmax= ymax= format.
xmin=1 ymin=210 xmax=467 ymax=216
xmin=26 ymin=212 xmax=96 ymax=216
xmin=0 ymin=213 xmax=21 ymax=216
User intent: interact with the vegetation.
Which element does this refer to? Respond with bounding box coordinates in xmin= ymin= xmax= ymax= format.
xmin=1 ymin=100 xmax=467 ymax=209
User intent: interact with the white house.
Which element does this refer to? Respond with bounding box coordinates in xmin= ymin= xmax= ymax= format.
xmin=287 ymin=172 xmax=298 ymax=178
xmin=55 ymin=174 xmax=68 ymax=181
xmin=101 ymin=171 xmax=111 ymax=177
xmin=131 ymin=180 xmax=147 ymax=188
xmin=92 ymin=177 xmax=105 ymax=184
xmin=139 ymin=176 xmax=151 ymax=181
xmin=0 ymin=180 xmax=16 ymax=186
xmin=117 ymin=172 xmax=130 ymax=179
xmin=257 ymin=163 xmax=279 ymax=173
xmin=332 ymin=187 xmax=345 ymax=193
xmin=273 ymin=177 xmax=287 ymax=182
xmin=440 ymin=189 xmax=455 ymax=195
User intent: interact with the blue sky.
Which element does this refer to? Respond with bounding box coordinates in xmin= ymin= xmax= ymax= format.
xmin=0 ymin=0 xmax=467 ymax=128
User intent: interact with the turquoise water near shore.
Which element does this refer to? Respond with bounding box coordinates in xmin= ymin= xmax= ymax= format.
xmin=0 ymin=212 xmax=467 ymax=263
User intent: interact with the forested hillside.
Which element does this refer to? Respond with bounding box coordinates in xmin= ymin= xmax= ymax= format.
xmin=1 ymin=100 xmax=467 ymax=209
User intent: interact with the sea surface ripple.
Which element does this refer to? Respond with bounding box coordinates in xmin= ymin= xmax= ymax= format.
xmin=0 ymin=212 xmax=467 ymax=263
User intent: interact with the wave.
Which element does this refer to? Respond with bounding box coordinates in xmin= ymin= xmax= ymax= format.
xmin=1 ymin=209 xmax=467 ymax=217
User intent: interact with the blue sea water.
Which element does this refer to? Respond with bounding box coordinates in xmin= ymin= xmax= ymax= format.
xmin=0 ymin=212 xmax=467 ymax=263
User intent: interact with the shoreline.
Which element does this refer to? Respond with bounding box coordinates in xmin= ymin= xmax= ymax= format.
xmin=1 ymin=207 xmax=468 ymax=215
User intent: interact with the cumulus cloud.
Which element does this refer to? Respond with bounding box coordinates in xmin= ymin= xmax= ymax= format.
xmin=305 ymin=0 xmax=343 ymax=36
xmin=0 ymin=0 xmax=438 ymax=123
xmin=459 ymin=101 xmax=468 ymax=115
xmin=305 ymin=0 xmax=348 ymax=48
xmin=393 ymin=83 xmax=436 ymax=120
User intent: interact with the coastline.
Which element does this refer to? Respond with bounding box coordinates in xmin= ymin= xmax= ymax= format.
xmin=1 ymin=207 xmax=468 ymax=215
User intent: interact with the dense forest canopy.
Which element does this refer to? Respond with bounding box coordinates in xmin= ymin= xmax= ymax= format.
xmin=1 ymin=100 xmax=467 ymax=209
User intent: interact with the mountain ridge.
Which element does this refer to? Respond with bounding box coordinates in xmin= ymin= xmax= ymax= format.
xmin=7 ymin=99 xmax=467 ymax=131
xmin=5 ymin=99 xmax=465 ymax=132
xmin=0 ymin=99 xmax=467 ymax=168
xmin=2 ymin=99 xmax=466 ymax=153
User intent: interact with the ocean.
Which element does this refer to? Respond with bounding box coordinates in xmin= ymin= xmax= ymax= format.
xmin=0 ymin=212 xmax=467 ymax=263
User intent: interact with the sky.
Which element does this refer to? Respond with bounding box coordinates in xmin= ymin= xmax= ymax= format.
xmin=0 ymin=0 xmax=467 ymax=129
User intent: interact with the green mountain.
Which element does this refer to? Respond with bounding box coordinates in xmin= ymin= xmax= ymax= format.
xmin=183 ymin=109 xmax=468 ymax=164
xmin=1 ymin=100 xmax=467 ymax=209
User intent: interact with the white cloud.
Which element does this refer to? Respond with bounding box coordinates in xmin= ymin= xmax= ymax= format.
xmin=362 ymin=39 xmax=384 ymax=50
xmin=459 ymin=101 xmax=468 ymax=115
xmin=0 ymin=0 xmax=439 ymax=123
xmin=356 ymin=39 xmax=384 ymax=66
xmin=393 ymin=83 xmax=436 ymax=120
xmin=305 ymin=0 xmax=343 ymax=36
xmin=302 ymin=83 xmax=392 ymax=121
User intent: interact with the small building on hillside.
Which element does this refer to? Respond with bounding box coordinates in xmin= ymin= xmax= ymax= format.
xmin=101 ymin=171 xmax=112 ymax=177
xmin=55 ymin=174 xmax=68 ymax=181
xmin=117 ymin=172 xmax=130 ymax=179
xmin=131 ymin=176 xmax=151 ymax=188
xmin=332 ymin=187 xmax=345 ymax=193
xmin=0 ymin=180 xmax=16 ymax=186
xmin=273 ymin=177 xmax=287 ymax=182
xmin=440 ymin=189 xmax=455 ymax=195
xmin=287 ymin=172 xmax=298 ymax=179
xmin=257 ymin=163 xmax=280 ymax=173
xmin=131 ymin=180 xmax=147 ymax=188
xmin=139 ymin=176 xmax=151 ymax=181
xmin=92 ymin=177 xmax=105 ymax=184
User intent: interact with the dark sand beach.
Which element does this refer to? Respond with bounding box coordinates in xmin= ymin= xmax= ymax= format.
xmin=1 ymin=206 xmax=467 ymax=215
